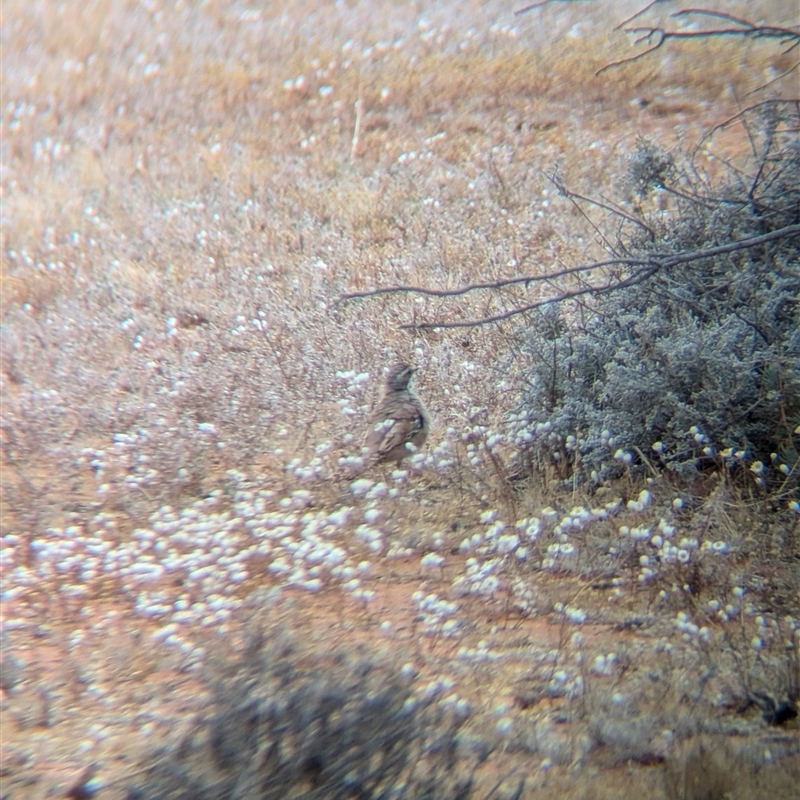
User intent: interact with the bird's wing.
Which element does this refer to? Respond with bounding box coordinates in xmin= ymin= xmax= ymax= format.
xmin=366 ymin=404 xmax=423 ymax=459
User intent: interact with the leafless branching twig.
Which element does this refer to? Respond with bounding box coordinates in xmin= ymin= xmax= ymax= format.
xmin=336 ymin=224 xmax=800 ymax=329
xmin=598 ymin=7 xmax=800 ymax=75
xmin=518 ymin=1 xmax=800 ymax=82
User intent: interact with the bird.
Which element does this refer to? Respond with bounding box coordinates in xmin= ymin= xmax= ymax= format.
xmin=364 ymin=363 xmax=430 ymax=467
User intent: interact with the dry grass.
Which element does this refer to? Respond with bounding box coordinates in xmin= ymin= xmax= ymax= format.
xmin=2 ymin=1 xmax=799 ymax=798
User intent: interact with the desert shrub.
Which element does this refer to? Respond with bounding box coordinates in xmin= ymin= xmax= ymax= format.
xmin=126 ymin=632 xmax=485 ymax=800
xmin=512 ymin=102 xmax=799 ymax=489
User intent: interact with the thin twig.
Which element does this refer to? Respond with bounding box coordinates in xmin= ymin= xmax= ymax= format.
xmin=337 ymin=223 xmax=800 ymax=329
xmin=546 ymin=170 xmax=656 ymax=237
xmin=514 ymin=0 xmax=584 ymax=15
xmin=400 ymin=266 xmax=661 ymax=329
xmin=337 ymin=256 xmax=649 ymax=303
xmin=598 ymin=17 xmax=800 ymax=75
xmin=337 ymin=223 xmax=800 ymax=305
xmin=614 ymin=0 xmax=666 ymax=32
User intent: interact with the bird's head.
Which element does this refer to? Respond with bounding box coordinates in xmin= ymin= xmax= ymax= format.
xmin=385 ymin=363 xmax=416 ymax=392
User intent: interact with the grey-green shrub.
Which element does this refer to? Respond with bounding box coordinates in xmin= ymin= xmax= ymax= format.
xmin=513 ymin=103 xmax=799 ymax=488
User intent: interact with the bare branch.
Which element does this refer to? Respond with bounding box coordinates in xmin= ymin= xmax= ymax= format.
xmin=674 ymin=9 xmax=799 ymax=42
xmin=514 ymin=0 xmax=592 ymax=15
xmin=337 ymin=223 xmax=800 ymax=329
xmin=399 ymin=266 xmax=660 ymax=329
xmin=693 ymin=100 xmax=800 ymax=158
xmin=520 ymin=1 xmax=799 ymax=85
xmin=547 ymin=170 xmax=621 ymax=255
xmin=546 ymin=170 xmax=656 ymax=237
xmin=336 ymin=256 xmax=653 ymax=304
xmin=597 ymin=8 xmax=800 ymax=75
xmin=597 ymin=29 xmax=667 ymax=75
xmin=649 ymin=224 xmax=799 ymax=265
xmin=614 ymin=0 xmax=669 ymax=32
xmin=748 ymin=60 xmax=800 ymax=95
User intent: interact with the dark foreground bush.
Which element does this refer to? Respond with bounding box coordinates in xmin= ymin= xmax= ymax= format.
xmin=125 ymin=633 xmax=487 ymax=800
xmin=663 ymin=736 xmax=800 ymax=800
xmin=513 ymin=102 xmax=799 ymax=490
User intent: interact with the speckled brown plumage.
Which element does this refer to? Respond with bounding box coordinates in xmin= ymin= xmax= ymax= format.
xmin=364 ymin=364 xmax=430 ymax=467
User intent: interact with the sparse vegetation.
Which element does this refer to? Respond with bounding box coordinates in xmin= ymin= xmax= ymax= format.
xmin=511 ymin=107 xmax=799 ymax=486
xmin=2 ymin=1 xmax=799 ymax=799
xmin=125 ymin=631 xmax=484 ymax=800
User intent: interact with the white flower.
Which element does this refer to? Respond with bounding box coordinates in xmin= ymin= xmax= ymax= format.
xmin=565 ymin=607 xmax=586 ymax=624
xmin=496 ymin=534 xmax=519 ymax=554
xmin=363 ymin=508 xmax=382 ymax=524
xmin=350 ymin=479 xmax=374 ymax=496
xmin=496 ymin=717 xmax=513 ymax=734
xmin=486 ymin=521 xmax=506 ymax=539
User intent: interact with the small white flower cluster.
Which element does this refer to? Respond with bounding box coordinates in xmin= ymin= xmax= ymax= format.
xmin=420 ymin=552 xmax=445 ymax=570
xmin=543 ymin=501 xmax=623 ymax=572
xmin=412 ymin=591 xmax=461 ymax=637
xmin=430 ymin=439 xmax=455 ymax=471
xmin=657 ymin=427 xmax=800 ymax=493
xmin=452 ymin=557 xmax=502 ymax=597
xmin=553 ymin=603 xmax=587 ymax=625
xmin=626 ymin=489 xmax=652 ymax=512
xmin=285 ymin=451 xmax=329 ymax=481
xmin=614 ymin=448 xmax=632 ymax=465
xmin=8 ymin=450 xmax=436 ymax=651
xmin=746 ymin=611 xmax=797 ymax=652
xmin=453 ymin=505 xmax=556 ymax=597
xmin=675 ymin=611 xmax=711 ymax=643
xmin=335 ymin=370 xmax=370 ymax=419
xmin=354 ymin=524 xmax=384 ymax=554
xmin=547 ymin=664 xmax=584 ymax=698
xmin=462 ymin=423 xmax=491 ymax=468
xmin=456 ymin=640 xmax=506 ymax=662
xmin=505 ymin=411 xmax=549 ymax=447
xmin=590 ymin=653 xmax=618 ymax=676
xmin=704 ymin=594 xmax=747 ymax=623
xmin=651 ymin=426 xmax=717 ymax=462
xmin=77 ymin=429 xmax=164 ymax=492
xmin=616 ymin=500 xmax=736 ymax=583
xmin=412 ymin=675 xmax=457 ymax=706
xmin=543 ymin=541 xmax=577 ymax=572
xmin=349 ymin=478 xmax=395 ymax=500
xmin=440 ymin=692 xmax=472 ymax=720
